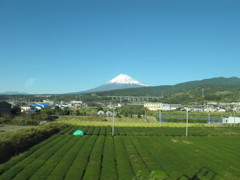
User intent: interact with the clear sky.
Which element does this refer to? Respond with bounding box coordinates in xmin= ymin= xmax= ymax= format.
xmin=0 ymin=0 xmax=240 ymax=94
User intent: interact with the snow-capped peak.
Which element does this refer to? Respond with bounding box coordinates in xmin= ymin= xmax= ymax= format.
xmin=105 ymin=74 xmax=149 ymax=86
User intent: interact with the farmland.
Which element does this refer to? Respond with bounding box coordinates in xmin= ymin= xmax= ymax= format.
xmin=0 ymin=125 xmax=240 ymax=180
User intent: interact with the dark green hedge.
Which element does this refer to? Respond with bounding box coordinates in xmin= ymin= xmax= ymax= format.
xmin=0 ymin=123 xmax=68 ymax=163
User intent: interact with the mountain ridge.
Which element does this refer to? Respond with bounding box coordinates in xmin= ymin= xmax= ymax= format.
xmin=93 ymin=76 xmax=240 ymax=97
xmin=74 ymin=74 xmax=149 ymax=94
xmin=80 ymin=76 xmax=240 ymax=103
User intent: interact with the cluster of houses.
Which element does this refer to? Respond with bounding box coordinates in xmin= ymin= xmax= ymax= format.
xmin=143 ymin=102 xmax=240 ymax=113
xmin=1 ymin=99 xmax=240 ymax=124
xmin=0 ymin=100 xmax=84 ymax=115
xmin=56 ymin=100 xmax=83 ymax=109
xmin=20 ymin=102 xmax=51 ymax=113
xmin=144 ymin=103 xmax=180 ymax=111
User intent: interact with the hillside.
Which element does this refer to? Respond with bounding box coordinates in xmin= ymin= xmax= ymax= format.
xmin=94 ymin=77 xmax=240 ymax=95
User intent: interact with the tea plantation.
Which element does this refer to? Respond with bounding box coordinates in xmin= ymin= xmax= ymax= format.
xmin=0 ymin=126 xmax=240 ymax=180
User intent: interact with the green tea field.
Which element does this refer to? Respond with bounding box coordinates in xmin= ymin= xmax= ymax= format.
xmin=0 ymin=126 xmax=239 ymax=180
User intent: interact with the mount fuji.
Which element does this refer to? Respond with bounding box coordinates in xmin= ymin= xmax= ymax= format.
xmin=81 ymin=74 xmax=149 ymax=93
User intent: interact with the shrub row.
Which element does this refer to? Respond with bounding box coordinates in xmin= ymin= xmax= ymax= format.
xmin=141 ymin=136 xmax=198 ymax=178
xmin=130 ymin=137 xmax=168 ymax=179
xmin=101 ymin=136 xmax=117 ymax=180
xmin=85 ymin=126 xmax=95 ymax=135
xmin=0 ymin=123 xmax=68 ymax=163
xmin=1 ymin=135 xmax=240 ymax=179
xmin=29 ymin=136 xmax=80 ymax=180
xmin=12 ymin=135 xmax=73 ymax=180
xmin=92 ymin=127 xmax=101 ymax=135
xmin=99 ymin=127 xmax=106 ymax=136
xmin=64 ymin=136 xmax=97 ymax=180
xmin=60 ymin=126 xmax=90 ymax=135
xmin=82 ymin=136 xmax=105 ymax=180
xmin=106 ymin=126 xmax=112 ymax=135
xmin=66 ymin=126 xmax=240 ymax=136
xmin=46 ymin=136 xmax=88 ymax=180
xmin=58 ymin=126 xmax=76 ymax=134
xmin=130 ymin=137 xmax=162 ymax=170
xmin=114 ymin=136 xmax=135 ymax=180
xmin=189 ymin=137 xmax=240 ymax=177
xmin=121 ymin=137 xmax=149 ymax=177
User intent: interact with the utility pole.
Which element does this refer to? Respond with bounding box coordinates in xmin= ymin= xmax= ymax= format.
xmin=107 ymin=112 xmax=109 ymax=126
xmin=145 ymin=108 xmax=147 ymax=122
xmin=234 ymin=110 xmax=236 ymax=127
xmin=159 ymin=109 xmax=162 ymax=125
xmin=112 ymin=108 xmax=115 ymax=136
xmin=208 ymin=111 xmax=211 ymax=124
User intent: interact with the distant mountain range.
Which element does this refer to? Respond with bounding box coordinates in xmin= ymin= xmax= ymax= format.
xmin=0 ymin=91 xmax=28 ymax=95
xmin=77 ymin=74 xmax=149 ymax=94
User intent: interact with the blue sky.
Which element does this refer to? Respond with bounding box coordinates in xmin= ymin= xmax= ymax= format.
xmin=0 ymin=0 xmax=240 ymax=94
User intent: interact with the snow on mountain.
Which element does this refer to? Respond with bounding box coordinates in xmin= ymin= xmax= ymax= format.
xmin=80 ymin=74 xmax=149 ymax=93
xmin=105 ymin=74 xmax=149 ymax=86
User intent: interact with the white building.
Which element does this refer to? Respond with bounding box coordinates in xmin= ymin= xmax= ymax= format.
xmin=222 ymin=116 xmax=240 ymax=123
xmin=43 ymin=100 xmax=54 ymax=105
xmin=162 ymin=104 xmax=171 ymax=111
xmin=70 ymin=100 xmax=83 ymax=108
xmin=204 ymin=106 xmax=217 ymax=112
xmin=218 ymin=109 xmax=226 ymax=112
xmin=21 ymin=105 xmax=37 ymax=113
xmin=144 ymin=102 xmax=163 ymax=111
xmin=97 ymin=110 xmax=105 ymax=116
xmin=169 ymin=104 xmax=182 ymax=111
